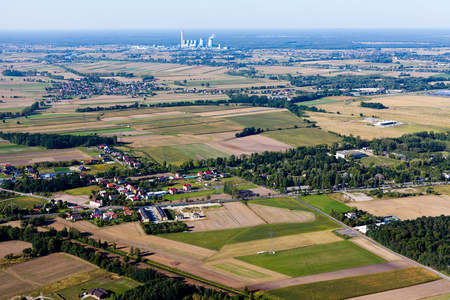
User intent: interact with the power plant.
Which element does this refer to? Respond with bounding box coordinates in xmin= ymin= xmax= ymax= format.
xmin=180 ymin=31 xmax=225 ymax=49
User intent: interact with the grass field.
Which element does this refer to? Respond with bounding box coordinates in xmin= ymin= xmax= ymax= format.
xmin=296 ymin=98 xmax=341 ymax=106
xmin=262 ymin=267 xmax=438 ymax=300
xmin=0 ymin=143 xmax=46 ymax=156
xmin=140 ymin=146 xmax=192 ymax=165
xmin=238 ymin=241 xmax=386 ymax=277
xmin=162 ymin=213 xmax=339 ymax=251
xmin=2 ymin=196 xmax=48 ymax=209
xmin=171 ymin=143 xmax=228 ymax=160
xmin=64 ymin=127 xmax=135 ymax=136
xmin=226 ymin=111 xmax=304 ymax=130
xmin=263 ymin=127 xmax=342 ymax=147
xmin=299 ymin=195 xmax=351 ymax=214
xmin=248 ymin=197 xmax=310 ymax=211
xmin=163 ymin=189 xmax=218 ymax=201
xmin=64 ymin=185 xmax=102 ymax=195
xmin=360 ymin=155 xmax=398 ymax=166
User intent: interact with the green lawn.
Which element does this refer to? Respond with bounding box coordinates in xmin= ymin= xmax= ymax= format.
xmin=238 ymin=241 xmax=386 ymax=277
xmin=171 ymin=143 xmax=228 ymax=160
xmin=77 ymin=147 xmax=101 ymax=157
xmin=54 ymin=167 xmax=70 ymax=172
xmin=0 ymin=143 xmax=46 ymax=155
xmin=161 ymin=213 xmax=339 ymax=251
xmin=226 ymin=111 xmax=305 ymax=130
xmin=64 ymin=186 xmax=101 ymax=196
xmin=262 ymin=267 xmax=438 ymax=300
xmin=163 ymin=189 xmax=218 ymax=201
xmin=263 ymin=127 xmax=342 ymax=147
xmin=3 ymin=196 xmax=48 ymax=209
xmin=300 ymin=195 xmax=351 ymax=214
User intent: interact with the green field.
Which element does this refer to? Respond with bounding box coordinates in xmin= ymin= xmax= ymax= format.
xmin=140 ymin=146 xmax=192 ymax=165
xmin=248 ymin=197 xmax=309 ymax=211
xmin=262 ymin=267 xmax=438 ymax=300
xmin=360 ymin=155 xmax=398 ymax=166
xmin=161 ymin=213 xmax=339 ymax=251
xmin=300 ymin=195 xmax=351 ymax=214
xmin=171 ymin=143 xmax=228 ymax=160
xmin=163 ymin=189 xmax=218 ymax=201
xmin=263 ymin=127 xmax=342 ymax=147
xmin=64 ymin=127 xmax=135 ymax=136
xmin=54 ymin=167 xmax=70 ymax=172
xmin=297 ymin=98 xmax=341 ymax=106
xmin=3 ymin=196 xmax=48 ymax=208
xmin=226 ymin=111 xmax=305 ymax=130
xmin=238 ymin=241 xmax=386 ymax=277
xmin=0 ymin=143 xmax=46 ymax=155
xmin=64 ymin=186 xmax=102 ymax=195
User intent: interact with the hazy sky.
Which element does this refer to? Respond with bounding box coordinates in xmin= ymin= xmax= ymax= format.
xmin=3 ymin=0 xmax=450 ymax=30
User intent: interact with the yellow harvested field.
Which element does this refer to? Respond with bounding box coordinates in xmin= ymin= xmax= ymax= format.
xmin=0 ymin=149 xmax=91 ymax=166
xmin=248 ymin=203 xmax=315 ymax=224
xmin=0 ymin=241 xmax=32 ymax=259
xmin=207 ymin=135 xmax=294 ymax=156
xmin=208 ymin=230 xmax=342 ymax=261
xmin=204 ymin=258 xmax=290 ymax=286
xmin=308 ymin=95 xmax=450 ymax=139
xmin=352 ymin=195 xmax=450 ymax=220
xmin=7 ymin=253 xmax=97 ymax=286
xmin=350 ymin=237 xmax=401 ymax=261
xmin=186 ymin=202 xmax=266 ymax=232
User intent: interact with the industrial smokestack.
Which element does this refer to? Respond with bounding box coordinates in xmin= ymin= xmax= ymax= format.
xmin=181 ymin=30 xmax=184 ymax=47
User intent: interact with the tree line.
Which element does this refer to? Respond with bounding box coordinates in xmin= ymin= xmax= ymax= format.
xmin=235 ymin=127 xmax=264 ymax=138
xmin=140 ymin=221 xmax=188 ymax=235
xmin=360 ymin=101 xmax=388 ymax=109
xmin=0 ymin=132 xmax=117 ymax=149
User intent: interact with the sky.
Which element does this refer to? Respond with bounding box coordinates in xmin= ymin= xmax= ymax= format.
xmin=2 ymin=0 xmax=450 ymax=30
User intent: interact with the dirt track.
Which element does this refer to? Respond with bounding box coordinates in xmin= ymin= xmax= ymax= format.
xmin=349 ymin=279 xmax=450 ymax=300
xmin=250 ymin=260 xmax=413 ymax=291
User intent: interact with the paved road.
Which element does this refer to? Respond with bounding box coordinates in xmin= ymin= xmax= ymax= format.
xmin=292 ymin=195 xmax=450 ymax=281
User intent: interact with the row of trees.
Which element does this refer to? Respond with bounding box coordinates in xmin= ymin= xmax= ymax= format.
xmin=235 ymin=127 xmax=264 ymax=138
xmin=141 ymin=221 xmax=188 ymax=235
xmin=0 ymin=132 xmax=117 ymax=149
xmin=360 ymin=101 xmax=388 ymax=109
xmin=0 ymin=101 xmax=41 ymax=120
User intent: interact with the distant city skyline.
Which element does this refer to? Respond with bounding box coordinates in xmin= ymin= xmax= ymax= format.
xmin=2 ymin=0 xmax=450 ymax=30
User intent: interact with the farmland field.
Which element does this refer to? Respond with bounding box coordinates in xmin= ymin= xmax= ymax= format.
xmin=0 ymin=241 xmax=32 ymax=258
xmin=226 ymin=111 xmax=305 ymax=130
xmin=352 ymin=194 xmax=450 ymax=220
xmin=262 ymin=127 xmax=342 ymax=147
xmin=2 ymin=196 xmax=48 ymax=209
xmin=248 ymin=203 xmax=315 ymax=224
xmin=299 ymin=194 xmax=351 ymax=214
xmin=238 ymin=241 xmax=386 ymax=277
xmin=0 ymin=148 xmax=91 ymax=166
xmin=8 ymin=253 xmax=98 ymax=286
xmin=0 ymin=269 xmax=36 ymax=300
xmin=171 ymin=143 xmax=228 ymax=160
xmin=262 ymin=267 xmax=438 ymax=300
xmin=360 ymin=155 xmax=398 ymax=166
xmin=207 ymin=135 xmax=294 ymax=156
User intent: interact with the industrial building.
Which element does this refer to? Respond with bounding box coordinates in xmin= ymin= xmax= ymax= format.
xmin=180 ymin=31 xmax=223 ymax=49
xmin=335 ymin=150 xmax=366 ymax=159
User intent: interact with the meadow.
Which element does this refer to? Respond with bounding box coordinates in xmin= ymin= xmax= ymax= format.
xmin=299 ymin=195 xmax=351 ymax=214
xmin=64 ymin=185 xmax=102 ymax=196
xmin=238 ymin=241 xmax=386 ymax=277
xmin=2 ymin=196 xmax=49 ymax=209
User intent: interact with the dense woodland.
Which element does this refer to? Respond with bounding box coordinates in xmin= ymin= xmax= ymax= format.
xmin=289 ymin=74 xmax=450 ymax=92
xmin=0 ymin=132 xmax=117 ymax=149
xmin=0 ymin=225 xmax=245 ymax=299
xmin=367 ymin=215 xmax=450 ymax=273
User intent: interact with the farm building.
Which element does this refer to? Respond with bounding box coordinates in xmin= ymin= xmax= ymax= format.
xmin=88 ymin=287 xmax=109 ymax=299
xmin=335 ymin=150 xmax=365 ymax=159
xmin=376 ymin=120 xmax=398 ymax=126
